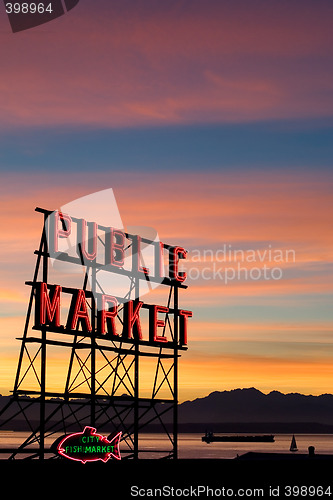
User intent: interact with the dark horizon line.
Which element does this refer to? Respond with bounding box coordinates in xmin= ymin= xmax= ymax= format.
xmin=1 ymin=386 xmax=333 ymax=403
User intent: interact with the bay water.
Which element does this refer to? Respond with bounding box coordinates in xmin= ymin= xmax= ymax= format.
xmin=1 ymin=431 xmax=333 ymax=459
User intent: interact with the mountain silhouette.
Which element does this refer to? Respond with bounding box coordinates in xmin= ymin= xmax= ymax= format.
xmin=1 ymin=388 xmax=333 ymax=432
xmin=178 ymin=388 xmax=333 ymax=427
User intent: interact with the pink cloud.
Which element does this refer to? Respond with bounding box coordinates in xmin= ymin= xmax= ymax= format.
xmin=1 ymin=1 xmax=332 ymax=127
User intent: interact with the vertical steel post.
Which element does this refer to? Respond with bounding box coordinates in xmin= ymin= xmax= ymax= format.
xmin=134 ymin=274 xmax=140 ymax=459
xmin=91 ymin=266 xmax=96 ymax=427
xmin=173 ymin=284 xmax=179 ymax=459
xmin=13 ymin=231 xmax=44 ymax=396
xmin=40 ymin=214 xmax=48 ymax=459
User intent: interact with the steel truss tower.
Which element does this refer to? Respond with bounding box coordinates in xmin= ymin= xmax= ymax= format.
xmin=0 ymin=207 xmax=189 ymax=460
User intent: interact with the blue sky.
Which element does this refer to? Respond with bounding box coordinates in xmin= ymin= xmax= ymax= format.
xmin=1 ymin=119 xmax=333 ymax=172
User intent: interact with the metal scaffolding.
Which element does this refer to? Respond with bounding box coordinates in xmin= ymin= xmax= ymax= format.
xmin=0 ymin=207 xmax=189 ymax=460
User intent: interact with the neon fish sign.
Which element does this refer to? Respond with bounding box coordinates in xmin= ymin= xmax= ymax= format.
xmin=57 ymin=426 xmax=122 ymax=463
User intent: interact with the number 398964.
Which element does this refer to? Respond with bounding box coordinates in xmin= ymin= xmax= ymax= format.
xmin=5 ymin=3 xmax=53 ymax=14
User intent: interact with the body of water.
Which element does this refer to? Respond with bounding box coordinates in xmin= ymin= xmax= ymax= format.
xmin=1 ymin=432 xmax=333 ymax=459
xmin=180 ymin=433 xmax=333 ymax=459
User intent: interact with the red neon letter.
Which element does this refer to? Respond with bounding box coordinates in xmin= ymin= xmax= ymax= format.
xmin=149 ymin=305 xmax=169 ymax=343
xmin=106 ymin=229 xmax=125 ymax=267
xmin=135 ymin=235 xmax=149 ymax=275
xmin=179 ymin=309 xmax=192 ymax=346
xmin=50 ymin=211 xmax=72 ymax=254
xmin=122 ymin=300 xmax=143 ymax=340
xmin=36 ymin=282 xmax=62 ymax=327
xmin=169 ymin=246 xmax=187 ymax=283
xmin=78 ymin=219 xmax=97 ymax=262
xmin=68 ymin=289 xmax=92 ymax=333
xmin=98 ymin=295 xmax=118 ymax=336
xmin=154 ymin=241 xmax=164 ymax=278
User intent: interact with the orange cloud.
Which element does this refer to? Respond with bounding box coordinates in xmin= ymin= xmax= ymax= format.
xmin=187 ymin=320 xmax=333 ymax=343
xmin=1 ymin=170 xmax=332 ymax=300
xmin=114 ymin=172 xmax=333 ymax=248
xmin=179 ymin=353 xmax=333 ymax=401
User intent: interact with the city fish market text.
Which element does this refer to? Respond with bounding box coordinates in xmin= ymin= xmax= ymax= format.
xmin=57 ymin=427 xmax=122 ymax=463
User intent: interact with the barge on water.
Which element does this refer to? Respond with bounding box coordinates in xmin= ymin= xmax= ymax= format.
xmin=202 ymin=432 xmax=275 ymax=443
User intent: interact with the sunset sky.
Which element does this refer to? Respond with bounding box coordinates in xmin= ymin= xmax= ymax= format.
xmin=0 ymin=0 xmax=332 ymax=401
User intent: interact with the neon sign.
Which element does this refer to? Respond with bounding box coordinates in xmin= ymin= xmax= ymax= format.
xmin=57 ymin=426 xmax=122 ymax=463
xmin=30 ymin=210 xmax=192 ymax=347
xmin=34 ymin=281 xmax=192 ymax=345
xmin=49 ymin=210 xmax=188 ymax=282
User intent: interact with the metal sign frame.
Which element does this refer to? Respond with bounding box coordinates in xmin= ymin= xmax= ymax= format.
xmin=0 ymin=207 xmax=190 ymax=460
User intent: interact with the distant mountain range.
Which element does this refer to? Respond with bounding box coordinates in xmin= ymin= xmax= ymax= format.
xmin=1 ymin=388 xmax=333 ymax=433
xmin=177 ymin=388 xmax=333 ymax=432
